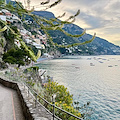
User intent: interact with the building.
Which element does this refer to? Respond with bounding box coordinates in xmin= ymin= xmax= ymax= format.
xmin=32 ymin=42 xmax=45 ymax=49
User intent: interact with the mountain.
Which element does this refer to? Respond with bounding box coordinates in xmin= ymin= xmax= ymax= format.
xmin=32 ymin=11 xmax=55 ymax=19
xmin=7 ymin=0 xmax=120 ymax=55
xmin=6 ymin=0 xmax=120 ymax=55
xmin=63 ymin=24 xmax=120 ymax=55
xmin=32 ymin=11 xmax=120 ymax=55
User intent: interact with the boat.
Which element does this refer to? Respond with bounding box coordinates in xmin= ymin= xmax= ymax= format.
xmin=108 ymin=65 xmax=113 ymax=67
xmin=90 ymin=63 xmax=95 ymax=66
xmin=99 ymin=61 xmax=103 ymax=63
xmin=75 ymin=67 xmax=80 ymax=69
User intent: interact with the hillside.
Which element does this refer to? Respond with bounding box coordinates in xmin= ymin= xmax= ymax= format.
xmin=5 ymin=0 xmax=120 ymax=55
xmin=33 ymin=11 xmax=120 ymax=55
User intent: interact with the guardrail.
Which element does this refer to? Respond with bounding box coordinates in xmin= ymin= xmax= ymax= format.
xmin=23 ymin=82 xmax=82 ymax=120
xmin=0 ymin=71 xmax=82 ymax=120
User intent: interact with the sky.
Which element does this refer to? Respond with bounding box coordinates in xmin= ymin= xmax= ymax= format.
xmin=19 ymin=0 xmax=120 ymax=46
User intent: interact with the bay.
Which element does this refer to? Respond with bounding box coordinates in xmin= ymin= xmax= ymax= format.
xmin=36 ymin=55 xmax=120 ymax=120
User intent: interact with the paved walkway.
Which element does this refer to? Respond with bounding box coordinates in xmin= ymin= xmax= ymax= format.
xmin=0 ymin=84 xmax=25 ymax=120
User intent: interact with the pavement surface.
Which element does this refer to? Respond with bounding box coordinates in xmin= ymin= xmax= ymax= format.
xmin=0 ymin=84 xmax=25 ymax=120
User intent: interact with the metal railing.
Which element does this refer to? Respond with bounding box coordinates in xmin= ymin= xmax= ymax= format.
xmin=0 ymin=71 xmax=82 ymax=120
xmin=23 ymin=82 xmax=82 ymax=120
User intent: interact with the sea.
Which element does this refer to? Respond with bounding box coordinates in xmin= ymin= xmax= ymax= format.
xmin=35 ymin=55 xmax=120 ymax=120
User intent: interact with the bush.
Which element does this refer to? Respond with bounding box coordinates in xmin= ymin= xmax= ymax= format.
xmin=43 ymin=80 xmax=82 ymax=119
xmin=25 ymin=66 xmax=39 ymax=73
xmin=44 ymin=80 xmax=73 ymax=105
xmin=55 ymin=102 xmax=81 ymax=119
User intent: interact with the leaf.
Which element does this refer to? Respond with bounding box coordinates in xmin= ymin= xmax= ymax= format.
xmin=36 ymin=50 xmax=41 ymax=59
xmin=49 ymin=0 xmax=62 ymax=8
xmin=41 ymin=0 xmax=50 ymax=5
xmin=74 ymin=9 xmax=80 ymax=17
xmin=20 ymin=41 xmax=37 ymax=61
xmin=60 ymin=28 xmax=86 ymax=38
xmin=54 ymin=33 xmax=96 ymax=48
xmin=0 ymin=26 xmax=7 ymax=32
xmin=57 ymin=12 xmax=66 ymax=18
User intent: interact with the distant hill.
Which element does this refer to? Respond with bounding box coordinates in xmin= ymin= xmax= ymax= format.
xmin=32 ymin=11 xmax=55 ymax=19
xmin=6 ymin=0 xmax=120 ymax=55
xmin=33 ymin=11 xmax=120 ymax=55
xmin=63 ymin=24 xmax=120 ymax=55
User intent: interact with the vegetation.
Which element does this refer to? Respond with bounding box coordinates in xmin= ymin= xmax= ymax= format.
xmin=44 ymin=79 xmax=73 ymax=105
xmin=0 ymin=0 xmax=95 ymax=57
xmin=54 ymin=102 xmax=81 ymax=119
xmin=2 ymin=47 xmax=31 ymax=67
xmin=25 ymin=74 xmax=92 ymax=119
xmin=44 ymin=79 xmax=82 ymax=119
xmin=0 ymin=0 xmax=94 ymax=119
xmin=0 ymin=61 xmax=8 ymax=69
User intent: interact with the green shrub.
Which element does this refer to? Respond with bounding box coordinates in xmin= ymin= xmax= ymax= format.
xmin=44 ymin=80 xmax=82 ymax=119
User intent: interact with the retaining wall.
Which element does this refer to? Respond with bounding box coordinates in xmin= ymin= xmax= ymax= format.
xmin=0 ymin=77 xmax=52 ymax=120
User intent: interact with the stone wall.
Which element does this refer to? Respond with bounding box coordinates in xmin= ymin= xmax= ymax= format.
xmin=0 ymin=77 xmax=53 ymax=120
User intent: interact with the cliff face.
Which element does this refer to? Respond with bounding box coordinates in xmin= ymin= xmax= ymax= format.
xmin=49 ymin=50 xmax=61 ymax=58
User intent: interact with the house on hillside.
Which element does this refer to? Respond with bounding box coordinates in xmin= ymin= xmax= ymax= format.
xmin=0 ymin=9 xmax=46 ymax=51
xmin=0 ymin=11 xmax=3 ymax=15
xmin=0 ymin=9 xmax=12 ymax=23
xmin=34 ymin=38 xmax=41 ymax=44
xmin=32 ymin=42 xmax=45 ymax=49
xmin=24 ymin=38 xmax=32 ymax=44
xmin=20 ymin=29 xmax=31 ymax=36
xmin=0 ymin=14 xmax=6 ymax=21
xmin=38 ymin=35 xmax=47 ymax=45
xmin=0 ymin=9 xmax=21 ymax=24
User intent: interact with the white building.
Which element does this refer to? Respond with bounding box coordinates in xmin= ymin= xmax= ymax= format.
xmin=34 ymin=38 xmax=40 ymax=44
xmin=32 ymin=42 xmax=45 ymax=49
xmin=25 ymin=39 xmax=32 ymax=44
xmin=0 ymin=15 xmax=6 ymax=21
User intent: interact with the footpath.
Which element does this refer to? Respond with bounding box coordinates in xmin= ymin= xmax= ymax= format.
xmin=0 ymin=84 xmax=25 ymax=120
xmin=0 ymin=75 xmax=53 ymax=120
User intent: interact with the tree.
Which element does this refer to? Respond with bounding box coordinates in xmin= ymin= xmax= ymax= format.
xmin=3 ymin=25 xmax=20 ymax=51
xmin=3 ymin=47 xmax=31 ymax=67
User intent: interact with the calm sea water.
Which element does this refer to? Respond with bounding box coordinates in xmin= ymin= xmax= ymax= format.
xmin=36 ymin=55 xmax=120 ymax=120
